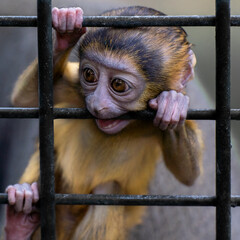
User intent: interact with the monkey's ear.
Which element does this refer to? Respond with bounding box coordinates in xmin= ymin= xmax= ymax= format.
xmin=178 ymin=49 xmax=196 ymax=90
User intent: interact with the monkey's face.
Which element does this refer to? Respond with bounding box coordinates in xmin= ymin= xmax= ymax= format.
xmin=79 ymin=54 xmax=146 ymax=135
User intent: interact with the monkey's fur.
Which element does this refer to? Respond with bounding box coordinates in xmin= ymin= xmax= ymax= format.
xmin=12 ymin=6 xmax=203 ymax=240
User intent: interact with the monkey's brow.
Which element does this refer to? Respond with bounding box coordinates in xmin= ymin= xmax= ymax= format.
xmin=82 ymin=52 xmax=131 ymax=72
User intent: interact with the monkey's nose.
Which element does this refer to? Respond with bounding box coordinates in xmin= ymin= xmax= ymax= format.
xmin=93 ymin=107 xmax=109 ymax=119
xmin=86 ymin=95 xmax=110 ymax=118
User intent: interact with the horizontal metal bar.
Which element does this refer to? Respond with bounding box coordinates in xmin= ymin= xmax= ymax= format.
xmin=0 ymin=193 xmax=240 ymax=207
xmin=0 ymin=108 xmax=39 ymax=118
xmin=53 ymin=108 xmax=218 ymax=120
xmin=231 ymin=15 xmax=240 ymax=26
xmin=230 ymin=196 xmax=240 ymax=207
xmin=54 ymin=108 xmax=92 ymax=119
xmin=83 ymin=15 xmax=217 ymax=27
xmin=0 ymin=15 xmax=240 ymax=27
xmin=55 ymin=194 xmax=216 ymax=206
xmin=0 ymin=108 xmax=240 ymax=120
xmin=231 ymin=109 xmax=240 ymax=119
xmin=0 ymin=16 xmax=37 ymax=26
xmin=0 ymin=193 xmax=215 ymax=206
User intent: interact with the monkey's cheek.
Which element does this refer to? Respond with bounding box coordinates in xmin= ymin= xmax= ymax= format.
xmin=95 ymin=119 xmax=131 ymax=135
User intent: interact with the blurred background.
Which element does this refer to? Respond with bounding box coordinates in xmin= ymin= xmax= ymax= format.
xmin=0 ymin=0 xmax=239 ymax=239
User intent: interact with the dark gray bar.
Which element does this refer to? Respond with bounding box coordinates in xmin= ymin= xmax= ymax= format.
xmin=0 ymin=108 xmax=39 ymax=118
xmin=53 ymin=108 xmax=217 ymax=120
xmin=230 ymin=196 xmax=240 ymax=207
xmin=37 ymin=0 xmax=56 ymax=239
xmin=0 ymin=15 xmax=240 ymax=27
xmin=3 ymin=192 xmax=240 ymax=206
xmin=231 ymin=109 xmax=240 ymax=120
xmin=83 ymin=15 xmax=216 ymax=27
xmin=0 ymin=16 xmax=37 ymax=26
xmin=231 ymin=15 xmax=240 ymax=26
xmin=55 ymin=194 xmax=216 ymax=206
xmin=0 ymin=108 xmax=221 ymax=120
xmin=215 ymin=0 xmax=231 ymax=239
xmin=1 ymin=108 xmax=240 ymax=120
xmin=0 ymin=193 xmax=216 ymax=206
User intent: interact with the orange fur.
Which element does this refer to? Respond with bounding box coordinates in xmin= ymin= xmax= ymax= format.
xmin=17 ymin=64 xmax=202 ymax=239
xmin=13 ymin=6 xmax=203 ymax=240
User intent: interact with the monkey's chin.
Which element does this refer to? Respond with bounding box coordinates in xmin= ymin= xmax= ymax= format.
xmin=95 ymin=119 xmax=131 ymax=135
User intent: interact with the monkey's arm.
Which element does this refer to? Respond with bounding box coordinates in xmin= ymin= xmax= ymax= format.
xmin=161 ymin=121 xmax=203 ymax=186
xmin=149 ymin=90 xmax=203 ymax=185
xmin=12 ymin=7 xmax=85 ymax=107
xmin=11 ymin=58 xmax=39 ymax=107
xmin=11 ymin=40 xmax=76 ymax=107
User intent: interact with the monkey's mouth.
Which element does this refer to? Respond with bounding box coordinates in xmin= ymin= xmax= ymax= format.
xmin=95 ymin=119 xmax=131 ymax=134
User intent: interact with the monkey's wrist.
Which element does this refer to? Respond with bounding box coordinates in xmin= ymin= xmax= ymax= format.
xmin=53 ymin=34 xmax=74 ymax=54
xmin=53 ymin=44 xmax=72 ymax=55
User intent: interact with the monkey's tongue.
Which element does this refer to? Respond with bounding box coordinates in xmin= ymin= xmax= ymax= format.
xmin=96 ymin=119 xmax=122 ymax=129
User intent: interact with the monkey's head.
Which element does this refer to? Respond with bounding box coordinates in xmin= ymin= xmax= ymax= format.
xmin=78 ymin=6 xmax=196 ymax=134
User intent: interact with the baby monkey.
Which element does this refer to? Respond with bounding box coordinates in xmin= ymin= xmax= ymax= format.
xmin=4 ymin=6 xmax=202 ymax=240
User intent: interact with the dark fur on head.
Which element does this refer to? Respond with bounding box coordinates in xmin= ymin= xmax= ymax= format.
xmin=79 ymin=6 xmax=192 ymax=104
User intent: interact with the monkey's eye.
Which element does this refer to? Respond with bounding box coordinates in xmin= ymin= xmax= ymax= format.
xmin=83 ymin=68 xmax=97 ymax=83
xmin=111 ymin=78 xmax=129 ymax=93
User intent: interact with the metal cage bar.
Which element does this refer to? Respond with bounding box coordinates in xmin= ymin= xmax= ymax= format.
xmin=37 ymin=0 xmax=56 ymax=238
xmin=1 ymin=193 xmax=240 ymax=207
xmin=2 ymin=193 xmax=240 ymax=207
xmin=215 ymin=0 xmax=231 ymax=239
xmin=1 ymin=108 xmax=240 ymax=120
xmin=0 ymin=15 xmax=240 ymax=27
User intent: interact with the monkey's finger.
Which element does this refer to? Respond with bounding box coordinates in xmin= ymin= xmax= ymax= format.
xmin=66 ymin=8 xmax=76 ymax=32
xmin=21 ymin=183 xmax=35 ymax=214
xmin=153 ymin=94 xmax=168 ymax=127
xmin=23 ymin=190 xmax=34 ymax=214
xmin=15 ymin=186 xmax=24 ymax=212
xmin=169 ymin=94 xmax=186 ymax=129
xmin=5 ymin=186 xmax=16 ymax=205
xmin=168 ymin=105 xmax=180 ymax=130
xmin=31 ymin=182 xmax=39 ymax=203
xmin=52 ymin=7 xmax=59 ymax=29
xmin=159 ymin=91 xmax=178 ymax=130
xmin=75 ymin=8 xmax=84 ymax=29
xmin=58 ymin=8 xmax=68 ymax=33
xmin=179 ymin=98 xmax=189 ymax=126
xmin=160 ymin=102 xmax=177 ymax=130
xmin=152 ymin=91 xmax=170 ymax=126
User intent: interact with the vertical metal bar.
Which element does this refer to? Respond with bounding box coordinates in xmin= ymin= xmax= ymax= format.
xmin=215 ymin=0 xmax=231 ymax=239
xmin=37 ymin=0 xmax=56 ymax=239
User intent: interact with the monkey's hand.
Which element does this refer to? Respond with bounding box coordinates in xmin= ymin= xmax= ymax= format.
xmin=148 ymin=90 xmax=189 ymax=130
xmin=4 ymin=183 xmax=40 ymax=240
xmin=52 ymin=7 xmax=86 ymax=52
